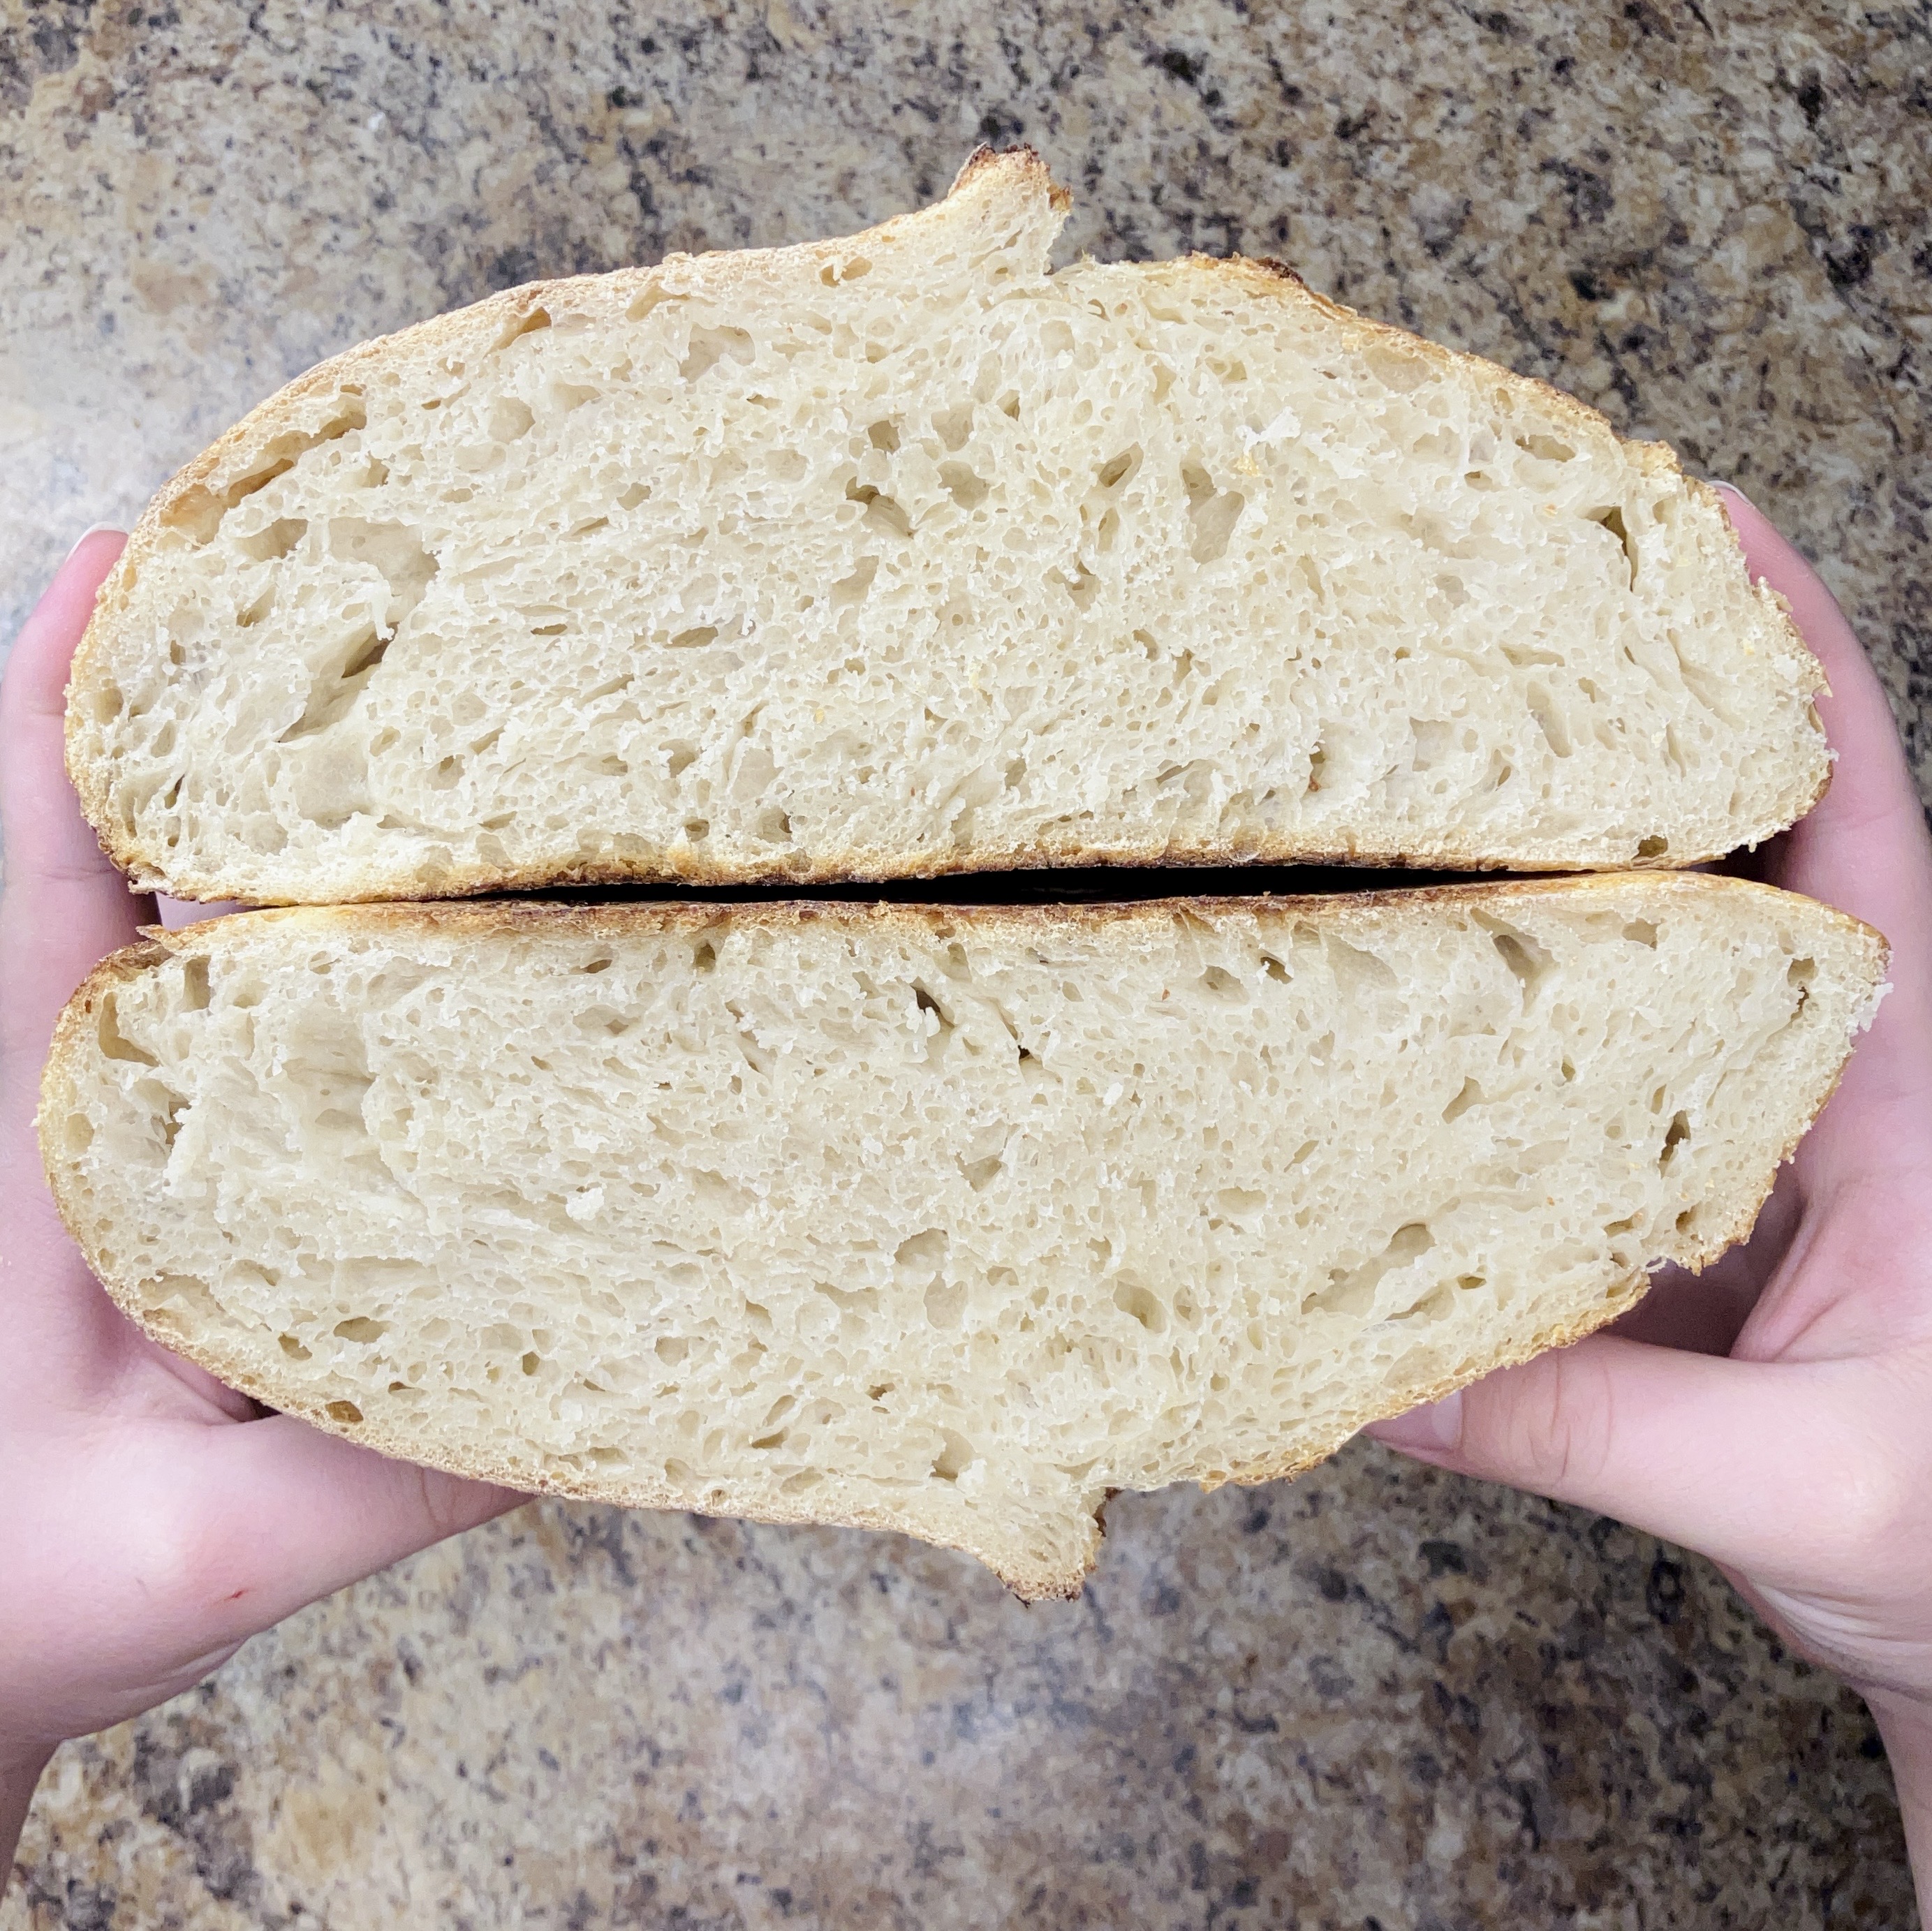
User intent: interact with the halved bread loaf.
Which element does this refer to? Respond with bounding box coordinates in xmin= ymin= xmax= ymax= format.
xmin=40 ymin=876 xmax=1881 ymax=1596
xmin=69 ymin=149 xmax=1824 ymax=905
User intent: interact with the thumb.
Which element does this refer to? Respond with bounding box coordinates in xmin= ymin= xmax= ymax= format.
xmin=185 ymin=1417 xmax=526 ymax=1641
xmin=1364 ymin=1336 xmax=1880 ymax=1587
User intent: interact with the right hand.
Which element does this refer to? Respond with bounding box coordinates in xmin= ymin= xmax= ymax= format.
xmin=1366 ymin=488 xmax=1932 ymax=1909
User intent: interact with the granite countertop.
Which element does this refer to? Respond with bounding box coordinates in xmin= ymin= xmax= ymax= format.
xmin=3 ymin=1 xmax=1926 ymax=1925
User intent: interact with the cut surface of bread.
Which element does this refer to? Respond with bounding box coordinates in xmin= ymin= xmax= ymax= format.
xmin=40 ymin=876 xmax=1881 ymax=1596
xmin=70 ymin=149 xmax=1824 ymax=905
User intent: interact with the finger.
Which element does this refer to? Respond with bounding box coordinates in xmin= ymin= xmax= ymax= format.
xmin=180 ymin=1418 xmax=526 ymax=1639
xmin=1364 ymin=1333 xmax=1889 ymax=1588
xmin=1714 ymin=487 xmax=1932 ymax=1166
xmin=0 ymin=532 xmax=171 ymax=1379
xmin=1720 ymin=486 xmax=1932 ymax=968
xmin=1605 ymin=1169 xmax=1801 ymax=1354
xmin=1718 ymin=488 xmax=1931 ymax=912
xmin=0 ymin=529 xmax=151 ymax=1074
xmin=158 ymin=896 xmax=246 ymax=930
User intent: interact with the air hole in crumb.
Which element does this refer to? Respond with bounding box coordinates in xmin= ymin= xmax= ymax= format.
xmin=1181 ymin=460 xmax=1246 ymax=562
xmin=181 ymin=956 xmax=212 ymax=1011
xmin=939 ymin=461 xmax=989 ymax=510
xmin=488 ymin=395 xmax=535 ymax=442
xmin=1527 ymin=684 xmax=1572 ymax=757
xmin=1622 ymin=919 xmax=1659 ymax=947
xmin=333 ymin=1317 xmax=388 ymax=1344
xmin=1442 ymin=1077 xmax=1482 ymax=1123
xmin=1636 ymin=835 xmax=1669 ymax=859
xmin=1586 ymin=504 xmax=1640 ymax=588
xmin=97 ymin=994 xmax=158 ymax=1065
xmin=279 ymin=1333 xmax=311 ymax=1360
xmin=931 ymin=1430 xmax=976 ymax=1481
xmin=1788 ymin=955 xmax=1815 ymax=1011
xmin=521 ymin=1351 xmax=540 ymax=1376
xmin=680 ymin=325 xmax=754 ymax=381
xmin=846 ymin=480 xmax=913 ymax=537
xmin=867 ymin=418 xmax=900 ymax=452
xmin=831 ymin=556 xmax=878 ymax=607
xmin=279 ymin=626 xmax=394 ymax=742
xmin=1096 ymin=446 xmax=1141 ymax=490
xmin=1113 ymin=1280 xmax=1167 ymax=1333
xmin=693 ymin=940 xmax=718 ymax=972
xmin=580 ymin=955 xmax=613 ymax=975
xmin=684 ymin=819 xmax=710 ymax=842
xmin=1479 ymin=919 xmax=1552 ymax=1005
xmin=912 ymin=983 xmax=954 ymax=1035
xmin=1660 ymin=1110 xmax=1690 ymax=1167
xmin=669 ymin=625 xmax=718 ymax=649
xmin=932 ymin=404 xmax=975 ymax=452
xmin=325 ymin=1400 xmax=364 ymax=1425
xmin=626 ymin=283 xmax=674 ymax=323
xmin=236 ymin=517 xmax=307 ymax=563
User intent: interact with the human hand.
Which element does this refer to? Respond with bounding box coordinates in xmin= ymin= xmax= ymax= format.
xmin=0 ymin=533 xmax=524 ymax=1870
xmin=1366 ymin=489 xmax=1932 ymax=1908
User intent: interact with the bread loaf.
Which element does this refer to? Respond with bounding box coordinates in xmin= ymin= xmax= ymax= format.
xmin=38 ymin=875 xmax=1882 ymax=1595
xmin=68 ymin=149 xmax=1824 ymax=906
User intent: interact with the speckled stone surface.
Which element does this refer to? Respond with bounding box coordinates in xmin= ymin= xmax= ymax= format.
xmin=2 ymin=1 xmax=1926 ymax=1924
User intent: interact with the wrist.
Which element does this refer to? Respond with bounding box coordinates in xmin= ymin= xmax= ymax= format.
xmin=0 ymin=1736 xmax=52 ymax=1879
xmin=1870 ymin=1691 xmax=1932 ymax=1783
xmin=1866 ymin=1693 xmax=1932 ymax=1914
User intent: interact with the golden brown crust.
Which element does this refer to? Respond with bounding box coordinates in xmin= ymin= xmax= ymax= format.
xmin=112 ymin=863 xmax=1887 ymax=952
xmin=37 ymin=875 xmax=1885 ymax=1599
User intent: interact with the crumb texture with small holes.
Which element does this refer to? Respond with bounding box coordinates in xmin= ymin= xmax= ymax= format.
xmin=38 ymin=876 xmax=1882 ymax=1595
xmin=69 ymin=150 xmax=1825 ymax=903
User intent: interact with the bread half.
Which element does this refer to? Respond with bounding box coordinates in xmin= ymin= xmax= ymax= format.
xmin=68 ymin=149 xmax=1824 ymax=905
xmin=40 ymin=876 xmax=1881 ymax=1596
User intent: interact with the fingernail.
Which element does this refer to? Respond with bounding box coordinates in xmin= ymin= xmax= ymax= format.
xmin=64 ymin=523 xmax=126 ymax=563
xmin=1364 ymin=1390 xmax=1463 ymax=1454
xmin=1709 ymin=481 xmax=1757 ymax=512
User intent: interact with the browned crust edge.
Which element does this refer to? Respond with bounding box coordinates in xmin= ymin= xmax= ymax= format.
xmin=36 ymin=874 xmax=1887 ymax=1599
xmin=66 ymin=147 xmax=1829 ymax=905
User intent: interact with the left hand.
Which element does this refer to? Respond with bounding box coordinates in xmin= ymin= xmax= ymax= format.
xmin=0 ymin=531 xmax=524 ymax=1865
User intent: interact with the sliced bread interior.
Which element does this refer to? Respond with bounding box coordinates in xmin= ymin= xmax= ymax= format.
xmin=39 ymin=876 xmax=1882 ymax=1596
xmin=68 ymin=149 xmax=1824 ymax=905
